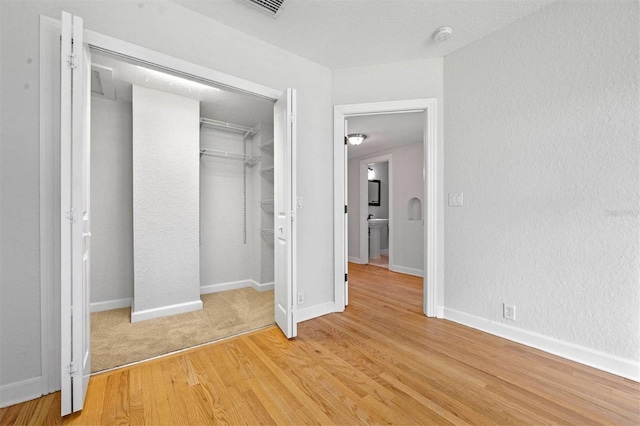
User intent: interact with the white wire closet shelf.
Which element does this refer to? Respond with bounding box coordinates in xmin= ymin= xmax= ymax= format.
xmin=260 ymin=165 xmax=275 ymax=176
xmin=260 ymin=138 xmax=274 ymax=151
xmin=200 ymin=117 xmax=256 ymax=139
xmin=200 ymin=148 xmax=260 ymax=166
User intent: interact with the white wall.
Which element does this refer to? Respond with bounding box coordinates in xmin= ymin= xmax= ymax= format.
xmin=0 ymin=0 xmax=332 ymax=398
xmin=200 ymin=127 xmax=254 ymax=286
xmin=348 ymin=143 xmax=424 ymax=272
xmin=90 ymin=96 xmax=133 ymax=305
xmin=444 ymin=0 xmax=639 ymax=363
xmin=334 ymin=59 xmax=443 ymax=292
xmin=132 ymin=85 xmax=201 ymax=318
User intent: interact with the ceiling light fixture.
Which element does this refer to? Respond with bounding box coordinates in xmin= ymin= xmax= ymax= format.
xmin=433 ymin=26 xmax=453 ymax=42
xmin=347 ymin=133 xmax=367 ymax=146
xmin=136 ymin=66 xmax=220 ymax=91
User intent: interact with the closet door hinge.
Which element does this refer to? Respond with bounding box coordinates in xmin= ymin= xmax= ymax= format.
xmin=289 ymin=114 xmax=296 ymax=124
xmin=344 ymin=136 xmax=348 ymax=145
xmin=290 ymin=210 xmax=295 ymax=221
xmin=67 ymin=54 xmax=78 ymax=69
xmin=66 ymin=209 xmax=78 ymax=223
xmin=66 ymin=361 xmax=79 ymax=376
xmin=344 ymin=205 xmax=348 ymax=214
xmin=345 ymin=273 xmax=348 ymax=282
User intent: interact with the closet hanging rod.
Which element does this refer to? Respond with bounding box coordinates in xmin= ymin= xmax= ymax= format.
xmin=200 ymin=117 xmax=256 ymax=139
xmin=200 ymin=148 xmax=260 ymax=166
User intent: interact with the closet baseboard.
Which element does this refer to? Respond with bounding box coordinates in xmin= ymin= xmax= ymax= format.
xmin=200 ymin=279 xmax=274 ymax=295
xmin=252 ymin=281 xmax=274 ymax=292
xmin=90 ymin=297 xmax=133 ymax=313
xmin=91 ymin=282 xmax=273 ymax=316
xmin=131 ymin=300 xmax=203 ymax=323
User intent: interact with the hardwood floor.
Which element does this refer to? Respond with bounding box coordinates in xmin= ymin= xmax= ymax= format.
xmin=368 ymin=253 xmax=389 ymax=268
xmin=2 ymin=263 xmax=638 ymax=425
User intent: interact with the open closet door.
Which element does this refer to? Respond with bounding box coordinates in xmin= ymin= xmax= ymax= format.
xmin=60 ymin=11 xmax=92 ymax=416
xmin=344 ymin=120 xmax=349 ymax=306
xmin=274 ymin=88 xmax=297 ymax=338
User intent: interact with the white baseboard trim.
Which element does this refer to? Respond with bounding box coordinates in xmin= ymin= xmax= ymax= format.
xmin=297 ymin=302 xmax=335 ymax=323
xmin=252 ymin=281 xmax=274 ymax=292
xmin=0 ymin=376 xmax=42 ymax=408
xmin=92 ymin=281 xmax=273 ymax=317
xmin=348 ymin=256 xmax=365 ymax=264
xmin=201 ymin=279 xmax=274 ymax=295
xmin=390 ymin=264 xmax=423 ymax=277
xmin=131 ymin=299 xmax=203 ymax=323
xmin=444 ymin=308 xmax=640 ymax=382
xmin=90 ymin=297 xmax=132 ymax=313
xmin=380 ymin=249 xmax=389 ymax=255
xmin=436 ymin=305 xmax=444 ymax=319
xmin=200 ymin=279 xmax=253 ymax=295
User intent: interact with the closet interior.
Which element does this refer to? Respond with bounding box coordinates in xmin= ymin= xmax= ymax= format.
xmin=88 ymin=49 xmax=276 ymax=372
xmin=200 ymin=117 xmax=275 ymax=292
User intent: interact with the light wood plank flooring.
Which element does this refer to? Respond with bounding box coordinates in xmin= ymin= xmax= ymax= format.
xmin=1 ymin=263 xmax=638 ymax=424
xmin=368 ymin=253 xmax=389 ymax=268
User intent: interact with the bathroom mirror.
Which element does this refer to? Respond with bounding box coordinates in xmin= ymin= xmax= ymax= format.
xmin=368 ymin=180 xmax=380 ymax=206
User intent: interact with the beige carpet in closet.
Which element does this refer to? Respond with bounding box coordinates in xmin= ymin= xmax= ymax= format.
xmin=91 ymin=288 xmax=274 ymax=372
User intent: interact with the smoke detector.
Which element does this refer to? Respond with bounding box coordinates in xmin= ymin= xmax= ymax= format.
xmin=433 ymin=26 xmax=453 ymax=42
xmin=245 ymin=0 xmax=285 ymax=16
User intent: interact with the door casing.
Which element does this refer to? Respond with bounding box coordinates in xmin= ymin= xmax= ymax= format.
xmin=358 ymin=155 xmax=392 ymax=266
xmin=333 ymin=100 xmax=441 ymax=317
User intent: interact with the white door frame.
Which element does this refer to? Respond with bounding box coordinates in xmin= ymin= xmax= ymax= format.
xmin=39 ymin=15 xmax=288 ymax=395
xmin=358 ymin=155 xmax=392 ymax=265
xmin=333 ymin=99 xmax=440 ymax=316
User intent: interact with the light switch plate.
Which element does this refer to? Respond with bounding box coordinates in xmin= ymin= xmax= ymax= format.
xmin=449 ymin=193 xmax=464 ymax=207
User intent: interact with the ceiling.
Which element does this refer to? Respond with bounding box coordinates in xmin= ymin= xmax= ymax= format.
xmin=91 ymin=1 xmax=554 ymax=151
xmin=347 ymin=112 xmax=423 ymax=159
xmin=91 ymin=50 xmax=274 ymax=127
xmin=173 ymin=0 xmax=554 ymax=69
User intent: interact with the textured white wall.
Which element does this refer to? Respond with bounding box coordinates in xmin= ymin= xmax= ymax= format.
xmin=90 ymin=97 xmax=133 ymax=304
xmin=333 ymin=58 xmax=443 ymax=301
xmin=0 ymin=0 xmax=332 ymax=390
xmin=132 ymin=85 xmax=200 ymax=314
xmin=444 ymin=0 xmax=639 ymax=360
xmin=349 ymin=143 xmax=424 ymax=270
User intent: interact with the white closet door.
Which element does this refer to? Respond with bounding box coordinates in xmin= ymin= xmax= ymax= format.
xmin=344 ymin=120 xmax=349 ymax=306
xmin=60 ymin=11 xmax=92 ymax=416
xmin=273 ymin=88 xmax=297 ymax=338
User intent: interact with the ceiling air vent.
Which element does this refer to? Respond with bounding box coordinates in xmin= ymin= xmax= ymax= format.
xmin=246 ymin=0 xmax=285 ymax=16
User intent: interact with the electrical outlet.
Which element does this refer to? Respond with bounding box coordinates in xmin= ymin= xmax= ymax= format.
xmin=448 ymin=192 xmax=464 ymax=207
xmin=503 ymin=303 xmax=516 ymax=321
xmin=297 ymin=292 xmax=304 ymax=305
